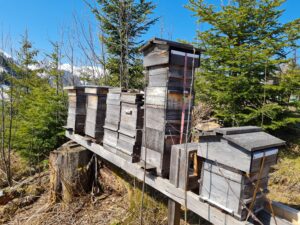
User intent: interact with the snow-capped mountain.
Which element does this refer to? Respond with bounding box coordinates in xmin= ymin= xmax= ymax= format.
xmin=0 ymin=49 xmax=103 ymax=87
xmin=0 ymin=50 xmax=15 ymax=85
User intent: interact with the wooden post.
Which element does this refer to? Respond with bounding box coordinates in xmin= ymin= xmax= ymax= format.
xmin=49 ymin=141 xmax=94 ymax=203
xmin=168 ymin=199 xmax=181 ymax=225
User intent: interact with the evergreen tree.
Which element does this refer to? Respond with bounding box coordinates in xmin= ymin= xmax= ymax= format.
xmin=11 ymin=35 xmax=67 ymax=163
xmin=47 ymin=41 xmax=64 ymax=95
xmin=187 ymin=0 xmax=300 ymax=130
xmin=90 ymin=0 xmax=158 ymax=89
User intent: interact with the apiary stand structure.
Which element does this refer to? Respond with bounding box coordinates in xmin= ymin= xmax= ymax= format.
xmin=63 ymin=38 xmax=298 ymax=225
xmin=66 ymin=130 xmax=295 ymax=225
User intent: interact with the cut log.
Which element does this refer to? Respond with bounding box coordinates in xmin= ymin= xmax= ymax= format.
xmin=49 ymin=141 xmax=94 ymax=203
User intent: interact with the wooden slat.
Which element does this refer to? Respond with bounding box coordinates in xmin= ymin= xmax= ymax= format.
xmin=265 ymin=201 xmax=300 ymax=225
xmin=198 ymin=141 xmax=252 ymax=173
xmin=143 ymin=44 xmax=169 ymax=67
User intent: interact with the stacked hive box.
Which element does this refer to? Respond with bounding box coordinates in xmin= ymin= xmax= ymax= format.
xmin=116 ymin=93 xmax=144 ymax=162
xmin=65 ymin=86 xmax=87 ymax=134
xmin=197 ymin=126 xmax=285 ymax=220
xmin=140 ymin=38 xmax=201 ymax=177
xmin=103 ymin=88 xmax=122 ymax=152
xmin=84 ymin=86 xmax=109 ymax=142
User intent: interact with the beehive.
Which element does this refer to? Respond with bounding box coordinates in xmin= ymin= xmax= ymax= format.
xmin=140 ymin=38 xmax=201 ymax=177
xmin=65 ymin=86 xmax=87 ymax=134
xmin=116 ymin=93 xmax=144 ymax=162
xmin=197 ymin=126 xmax=285 ymax=220
xmin=84 ymin=86 xmax=109 ymax=142
xmin=103 ymin=88 xmax=122 ymax=152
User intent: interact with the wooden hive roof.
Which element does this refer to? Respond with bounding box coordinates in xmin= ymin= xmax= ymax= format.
xmin=215 ymin=126 xmax=285 ymax=151
xmin=140 ymin=37 xmax=203 ymax=54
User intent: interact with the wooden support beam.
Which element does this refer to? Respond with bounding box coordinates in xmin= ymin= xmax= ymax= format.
xmin=168 ymin=199 xmax=181 ymax=225
xmin=266 ymin=201 xmax=300 ymax=225
xmin=65 ymin=131 xmax=293 ymax=225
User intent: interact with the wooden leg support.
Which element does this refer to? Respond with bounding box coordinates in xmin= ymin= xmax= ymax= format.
xmin=168 ymin=199 xmax=181 ymax=225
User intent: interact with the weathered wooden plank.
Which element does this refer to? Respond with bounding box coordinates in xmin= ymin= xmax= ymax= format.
xmin=141 ymin=133 xmax=181 ymax=177
xmin=169 ymin=143 xmax=199 ymax=190
xmin=145 ymin=107 xmax=165 ymax=131
xmin=65 ymin=87 xmax=87 ymax=134
xmin=258 ymin=210 xmax=294 ymax=225
xmin=119 ymin=103 xmax=143 ymax=132
xmin=265 ymin=201 xmax=300 ymax=225
xmin=103 ymin=127 xmax=119 ymax=148
xmin=143 ymin=44 xmax=169 ymax=67
xmin=120 ymin=93 xmax=143 ymax=104
xmin=168 ymin=199 xmax=181 ymax=225
xmin=197 ymin=140 xmax=252 ymax=173
xmin=200 ymin=168 xmax=243 ymax=217
xmin=84 ymin=86 xmax=109 ymax=95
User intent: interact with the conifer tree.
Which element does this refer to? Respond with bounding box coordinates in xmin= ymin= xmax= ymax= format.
xmin=90 ymin=0 xmax=158 ymax=89
xmin=12 ymin=35 xmax=67 ymax=163
xmin=187 ymin=0 xmax=300 ymax=130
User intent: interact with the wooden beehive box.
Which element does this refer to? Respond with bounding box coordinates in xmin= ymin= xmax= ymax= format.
xmin=197 ymin=126 xmax=285 ymax=220
xmin=140 ymin=38 xmax=201 ymax=177
xmin=65 ymin=86 xmax=87 ymax=134
xmin=84 ymin=86 xmax=109 ymax=142
xmin=116 ymin=93 xmax=144 ymax=162
xmin=103 ymin=88 xmax=122 ymax=152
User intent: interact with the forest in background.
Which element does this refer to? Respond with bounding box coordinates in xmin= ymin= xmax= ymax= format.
xmin=0 ymin=0 xmax=299 ymax=214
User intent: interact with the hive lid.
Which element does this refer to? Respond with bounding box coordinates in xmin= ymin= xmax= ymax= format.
xmin=140 ymin=37 xmax=202 ymax=54
xmin=223 ymin=131 xmax=286 ymax=152
xmin=215 ymin=126 xmax=262 ymax=135
xmin=108 ymin=87 xmax=122 ymax=93
xmin=85 ymin=86 xmax=110 ymax=94
xmin=64 ymin=86 xmax=86 ymax=90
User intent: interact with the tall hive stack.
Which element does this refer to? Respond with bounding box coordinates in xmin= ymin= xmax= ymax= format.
xmin=197 ymin=126 xmax=285 ymax=220
xmin=116 ymin=93 xmax=144 ymax=162
xmin=140 ymin=38 xmax=201 ymax=177
xmin=65 ymin=86 xmax=87 ymax=134
xmin=103 ymin=88 xmax=122 ymax=152
xmin=84 ymin=86 xmax=109 ymax=142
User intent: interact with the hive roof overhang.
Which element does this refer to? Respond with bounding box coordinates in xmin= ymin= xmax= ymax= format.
xmin=140 ymin=37 xmax=203 ymax=54
xmin=215 ymin=126 xmax=286 ymax=152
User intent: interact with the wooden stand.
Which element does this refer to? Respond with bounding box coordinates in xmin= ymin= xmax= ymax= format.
xmin=66 ymin=131 xmax=295 ymax=225
xmin=168 ymin=199 xmax=181 ymax=225
xmin=49 ymin=141 xmax=94 ymax=203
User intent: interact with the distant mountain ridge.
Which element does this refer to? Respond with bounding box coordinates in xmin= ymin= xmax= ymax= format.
xmin=0 ymin=49 xmax=102 ymax=87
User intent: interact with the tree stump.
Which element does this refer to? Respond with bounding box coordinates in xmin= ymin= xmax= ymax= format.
xmin=49 ymin=141 xmax=94 ymax=203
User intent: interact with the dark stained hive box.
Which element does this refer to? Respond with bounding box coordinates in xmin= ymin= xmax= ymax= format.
xmin=65 ymin=86 xmax=87 ymax=134
xmin=140 ymin=38 xmax=201 ymax=177
xmin=84 ymin=86 xmax=109 ymax=142
xmin=103 ymin=88 xmax=122 ymax=152
xmin=116 ymin=93 xmax=144 ymax=162
xmin=197 ymin=126 xmax=285 ymax=220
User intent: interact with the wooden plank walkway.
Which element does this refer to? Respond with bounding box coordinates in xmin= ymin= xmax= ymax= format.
xmin=66 ymin=131 xmax=293 ymax=225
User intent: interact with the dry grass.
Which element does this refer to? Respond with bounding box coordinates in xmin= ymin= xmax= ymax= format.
xmin=268 ymin=142 xmax=300 ymax=209
xmin=0 ymin=150 xmax=33 ymax=188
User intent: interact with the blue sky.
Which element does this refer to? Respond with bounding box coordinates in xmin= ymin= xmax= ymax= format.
xmin=0 ymin=0 xmax=299 ymax=61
